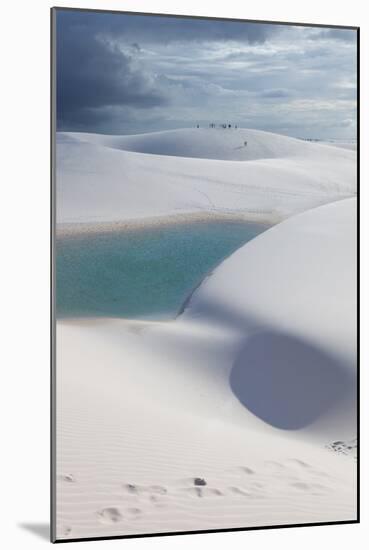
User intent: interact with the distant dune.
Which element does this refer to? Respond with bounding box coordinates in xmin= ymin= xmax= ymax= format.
xmin=56 ymin=128 xmax=356 ymax=227
xmin=64 ymin=127 xmax=355 ymax=161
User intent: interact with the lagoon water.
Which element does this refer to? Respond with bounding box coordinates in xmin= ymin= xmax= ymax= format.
xmin=56 ymin=221 xmax=267 ymax=320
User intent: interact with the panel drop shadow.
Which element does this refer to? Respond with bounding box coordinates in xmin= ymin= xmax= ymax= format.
xmin=230 ymin=331 xmax=353 ymax=430
xmin=18 ymin=523 xmax=49 ymax=541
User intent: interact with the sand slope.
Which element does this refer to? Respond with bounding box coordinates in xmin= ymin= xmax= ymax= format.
xmin=56 ymin=198 xmax=357 ymax=540
xmin=56 ymin=129 xmax=356 ymax=226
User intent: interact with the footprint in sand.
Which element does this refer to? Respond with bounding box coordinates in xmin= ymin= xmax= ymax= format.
xmin=226 ymin=465 xmax=256 ymax=477
xmin=60 ymin=473 xmax=76 ymax=483
xmin=122 ymin=482 xmax=170 ymax=509
xmin=123 ymin=483 xmax=140 ymax=495
xmin=250 ymin=481 xmax=264 ymax=488
xmin=97 ymin=507 xmax=123 ymax=524
xmin=123 ymin=483 xmax=168 ymax=496
xmin=239 ymin=466 xmax=255 ymax=475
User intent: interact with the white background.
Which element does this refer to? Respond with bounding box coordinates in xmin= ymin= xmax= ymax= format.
xmin=0 ymin=0 xmax=366 ymax=548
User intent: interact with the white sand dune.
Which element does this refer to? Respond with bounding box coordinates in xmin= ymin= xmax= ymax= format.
xmin=56 ymin=198 xmax=357 ymax=540
xmin=181 ymin=198 xmax=357 ymax=442
xmin=65 ymin=127 xmax=354 ymax=161
xmin=56 ymin=128 xmax=356 ymax=227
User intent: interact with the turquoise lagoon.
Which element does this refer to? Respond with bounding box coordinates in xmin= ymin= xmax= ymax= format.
xmin=56 ymin=221 xmax=267 ymax=320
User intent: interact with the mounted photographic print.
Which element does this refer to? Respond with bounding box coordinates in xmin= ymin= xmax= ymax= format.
xmin=51 ymin=7 xmax=359 ymax=543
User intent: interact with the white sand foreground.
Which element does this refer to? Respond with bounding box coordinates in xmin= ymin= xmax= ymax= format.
xmin=56 ymin=198 xmax=357 ymax=540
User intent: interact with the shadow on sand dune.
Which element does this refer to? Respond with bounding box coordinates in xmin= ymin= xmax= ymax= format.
xmin=230 ymin=331 xmax=354 ymax=430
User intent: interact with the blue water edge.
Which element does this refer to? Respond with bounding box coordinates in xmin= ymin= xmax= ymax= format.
xmin=56 ymin=220 xmax=267 ymax=320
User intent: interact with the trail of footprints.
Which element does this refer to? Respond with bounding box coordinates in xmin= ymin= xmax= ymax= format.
xmin=59 ymin=458 xmax=340 ymax=534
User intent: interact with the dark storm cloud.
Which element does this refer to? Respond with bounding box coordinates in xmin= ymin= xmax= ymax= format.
xmin=56 ymin=12 xmax=169 ymax=130
xmin=55 ymin=9 xmax=279 ymax=130
xmin=55 ymin=9 xmax=357 ymax=138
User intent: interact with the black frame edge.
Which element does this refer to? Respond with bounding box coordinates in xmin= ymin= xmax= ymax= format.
xmin=51 ymin=5 xmax=359 ymax=30
xmin=50 ymin=6 xmax=57 ymax=544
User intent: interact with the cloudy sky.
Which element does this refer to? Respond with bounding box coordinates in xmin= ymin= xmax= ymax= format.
xmin=55 ymin=9 xmax=357 ymax=139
